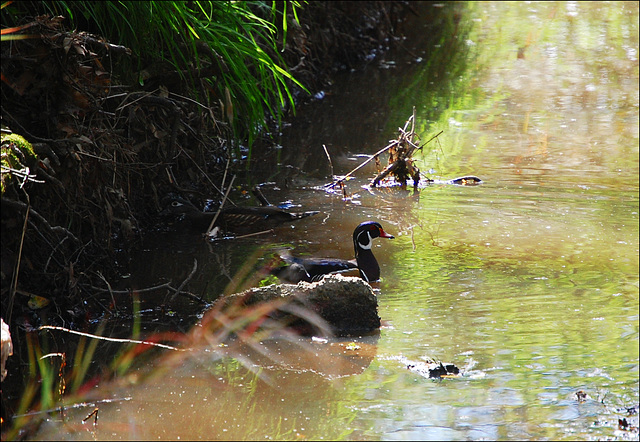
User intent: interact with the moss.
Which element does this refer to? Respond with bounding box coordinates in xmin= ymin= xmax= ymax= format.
xmin=0 ymin=133 xmax=37 ymax=195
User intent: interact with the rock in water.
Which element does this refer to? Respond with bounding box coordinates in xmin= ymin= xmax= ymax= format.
xmin=218 ymin=274 xmax=380 ymax=336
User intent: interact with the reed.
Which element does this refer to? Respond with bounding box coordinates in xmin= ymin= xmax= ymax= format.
xmin=3 ymin=1 xmax=306 ymax=148
xmin=1 ymin=292 xmax=328 ymax=440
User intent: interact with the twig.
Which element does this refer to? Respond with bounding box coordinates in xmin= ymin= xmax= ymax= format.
xmin=325 ymin=106 xmax=445 ymax=189
xmin=325 ymin=140 xmax=398 ymax=188
xmin=115 ymin=90 xmax=157 ymax=112
xmin=165 ymin=288 xmax=207 ymax=305
xmin=90 ymin=281 xmax=172 ymax=294
xmin=0 ymin=165 xmax=45 ymax=185
xmin=39 ymin=325 xmax=186 ymax=352
xmin=88 ymin=281 xmax=207 ymax=305
xmin=34 ymin=165 xmax=65 ymax=192
xmin=252 ymin=185 xmax=271 ymax=206
xmin=402 ymin=111 xmax=414 ymax=133
xmin=96 ymin=271 xmax=117 ymax=310
xmin=323 ymin=144 xmax=334 ymax=179
xmin=83 ymin=35 xmax=131 ymax=55
xmin=7 ymin=191 xmax=30 ymax=325
xmin=410 ymin=106 xmax=416 ymax=137
xmin=371 ymin=161 xmax=398 ymax=187
xmin=43 ymin=236 xmax=69 ymax=274
xmin=410 ymin=226 xmax=416 ymax=252
xmin=82 ymin=408 xmax=99 ymax=426
xmin=168 ymin=91 xmax=212 ymax=110
xmin=13 ymin=397 xmax=132 ymax=420
xmin=370 ymin=129 xmax=443 ymax=187
xmin=214 ymin=229 xmax=274 ymax=241
xmin=421 ymin=130 xmax=444 ymax=149
xmin=168 ymin=259 xmax=198 ymax=304
xmin=219 ymin=156 xmax=231 ymax=200
xmin=206 ymin=174 xmax=236 ymax=236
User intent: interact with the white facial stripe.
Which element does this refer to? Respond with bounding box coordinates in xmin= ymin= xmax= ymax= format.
xmin=357 ymin=230 xmax=373 ymax=250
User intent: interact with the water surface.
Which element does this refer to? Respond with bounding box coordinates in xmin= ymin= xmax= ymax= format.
xmin=36 ymin=2 xmax=638 ymax=440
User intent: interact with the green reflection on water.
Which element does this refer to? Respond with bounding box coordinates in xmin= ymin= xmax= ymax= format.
xmin=354 ymin=1 xmax=638 ymax=440
xmin=408 ymin=1 xmax=639 ymax=185
xmin=32 ymin=2 xmax=638 ymax=440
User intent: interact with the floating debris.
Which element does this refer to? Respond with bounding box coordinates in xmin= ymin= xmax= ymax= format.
xmin=323 ymin=107 xmax=482 ymax=196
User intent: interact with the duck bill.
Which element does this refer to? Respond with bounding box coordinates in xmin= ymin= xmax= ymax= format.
xmin=379 ymin=228 xmax=394 ymax=239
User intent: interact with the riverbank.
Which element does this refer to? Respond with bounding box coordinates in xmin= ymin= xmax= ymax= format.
xmin=1 ymin=1 xmax=415 ymax=325
xmin=0 ymin=0 xmax=424 ymax=432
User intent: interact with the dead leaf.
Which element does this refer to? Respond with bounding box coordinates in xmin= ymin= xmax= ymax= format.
xmin=63 ymin=36 xmax=72 ymax=54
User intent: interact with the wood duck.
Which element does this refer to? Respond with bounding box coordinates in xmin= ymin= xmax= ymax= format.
xmin=159 ymin=196 xmax=319 ymax=234
xmin=272 ymin=221 xmax=394 ymax=283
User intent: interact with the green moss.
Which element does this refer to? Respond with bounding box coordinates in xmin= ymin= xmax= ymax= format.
xmin=1 ymin=133 xmax=37 ymax=195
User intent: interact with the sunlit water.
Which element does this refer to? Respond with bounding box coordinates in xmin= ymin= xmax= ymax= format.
xmin=35 ymin=2 xmax=638 ymax=440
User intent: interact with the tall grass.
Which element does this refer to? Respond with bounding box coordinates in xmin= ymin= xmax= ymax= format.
xmin=3 ymin=1 xmax=307 ymax=148
xmin=1 ymin=290 xmax=330 ymax=440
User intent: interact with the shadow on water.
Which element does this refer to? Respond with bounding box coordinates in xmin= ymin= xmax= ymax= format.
xmin=253 ymin=1 xmax=473 ymax=183
xmin=26 ymin=1 xmax=639 ymax=440
xmin=123 ymin=0 xmax=473 ymax=323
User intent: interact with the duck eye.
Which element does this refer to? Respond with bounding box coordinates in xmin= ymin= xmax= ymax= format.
xmin=171 ymin=201 xmax=181 ymax=207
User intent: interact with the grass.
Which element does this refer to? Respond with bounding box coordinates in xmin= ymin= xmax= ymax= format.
xmin=1 ymin=289 xmax=329 ymax=440
xmin=2 ymin=1 xmax=307 ymax=150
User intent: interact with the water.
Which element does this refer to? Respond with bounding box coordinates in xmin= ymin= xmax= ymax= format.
xmin=34 ymin=2 xmax=638 ymax=440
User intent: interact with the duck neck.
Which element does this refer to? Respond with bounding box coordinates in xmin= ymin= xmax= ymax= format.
xmin=354 ymin=242 xmax=380 ymax=282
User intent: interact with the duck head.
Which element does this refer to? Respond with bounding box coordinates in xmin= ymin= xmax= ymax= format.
xmin=353 ymin=221 xmax=394 ymax=248
xmin=353 ymin=221 xmax=394 ymax=282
